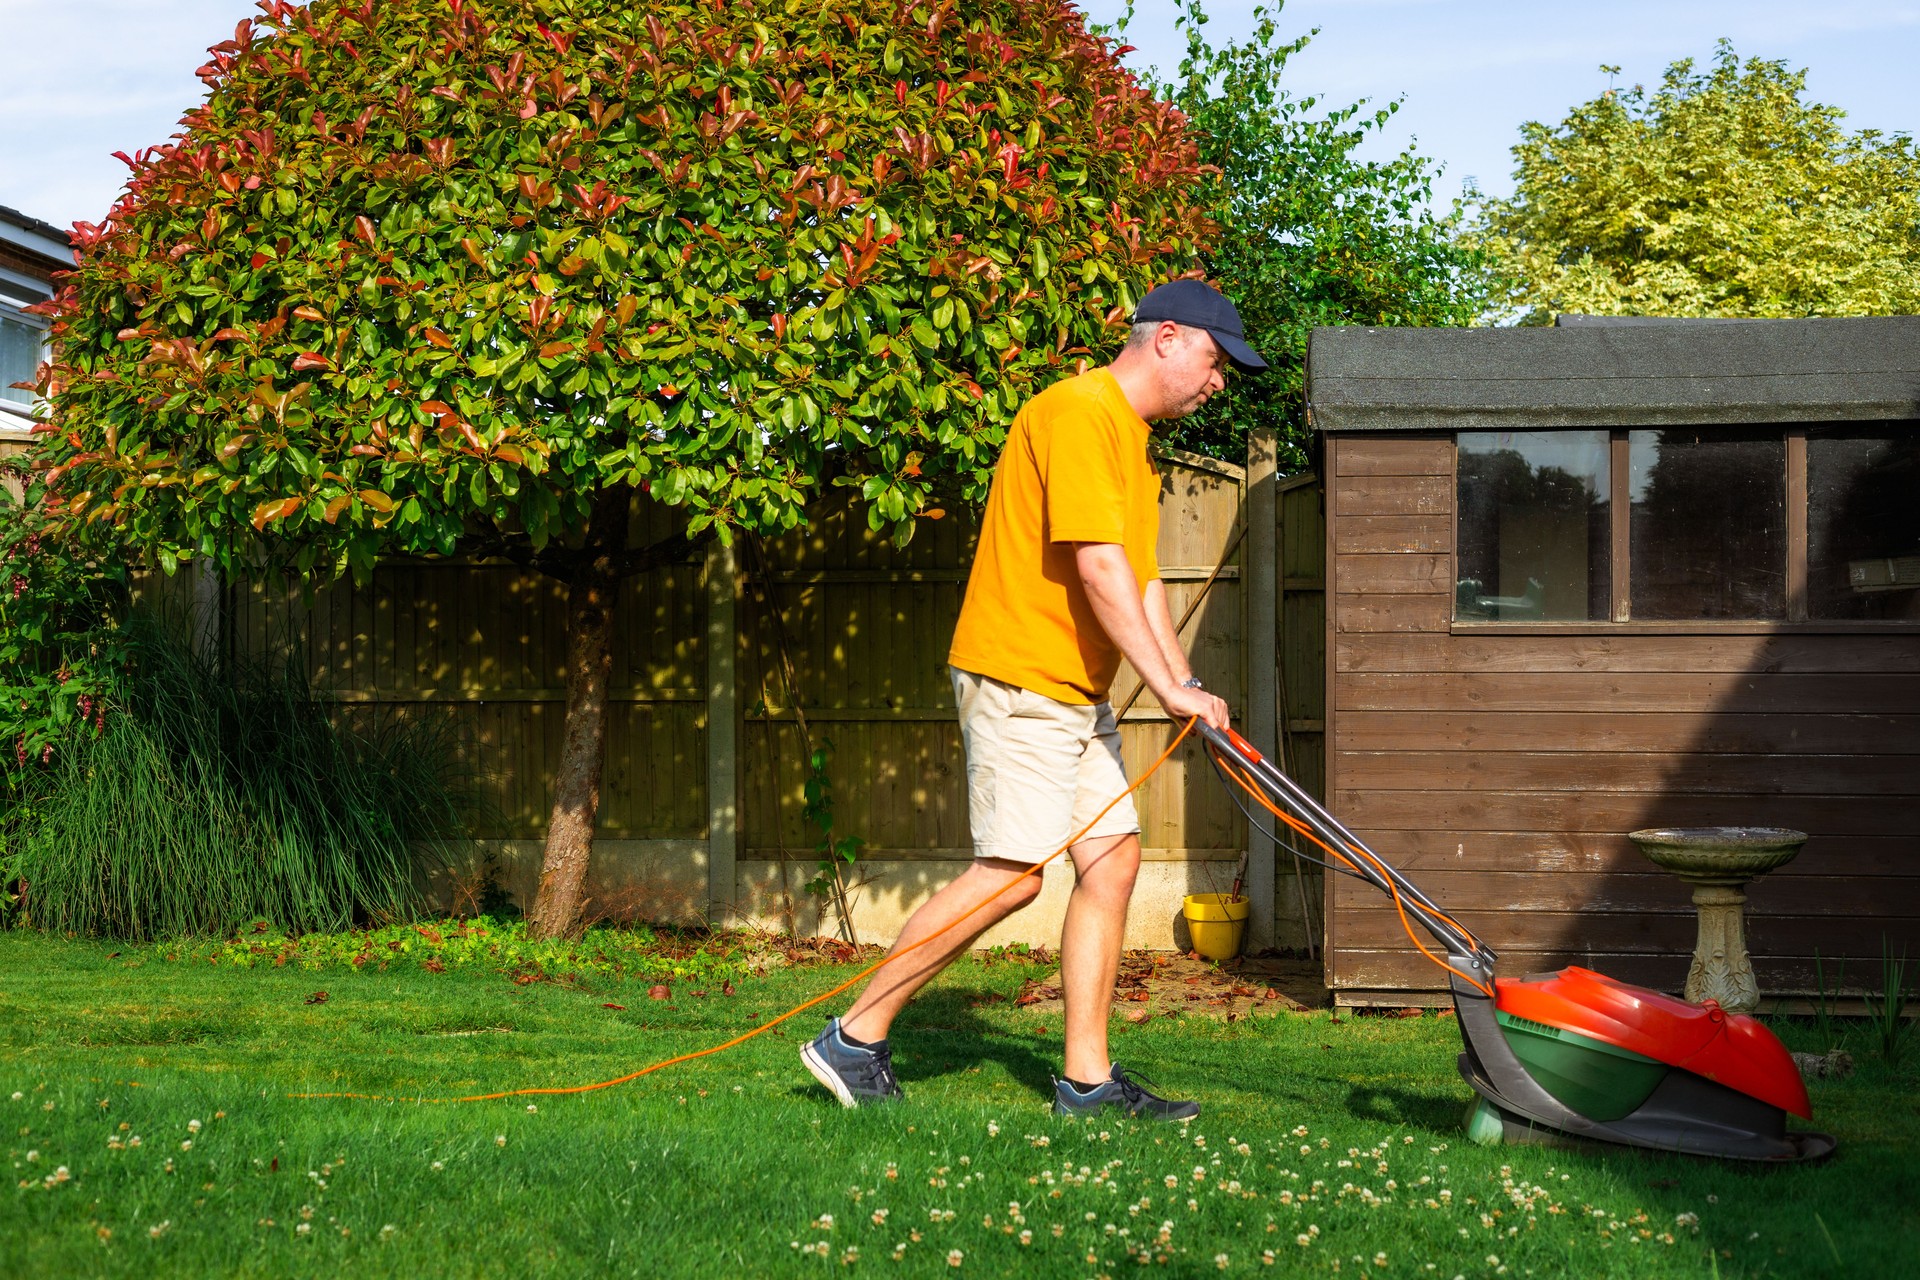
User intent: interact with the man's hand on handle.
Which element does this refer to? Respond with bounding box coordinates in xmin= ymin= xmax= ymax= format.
xmin=1159 ymin=682 xmax=1229 ymax=731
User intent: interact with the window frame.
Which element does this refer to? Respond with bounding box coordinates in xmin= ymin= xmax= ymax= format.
xmin=1450 ymin=424 xmax=1920 ymax=634
xmin=0 ymin=263 xmax=52 ymax=440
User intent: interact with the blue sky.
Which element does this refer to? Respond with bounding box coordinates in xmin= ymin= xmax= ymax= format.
xmin=1 ymin=0 xmax=1914 ymax=232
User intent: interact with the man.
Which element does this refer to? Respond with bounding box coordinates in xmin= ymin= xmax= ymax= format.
xmin=801 ymin=280 xmax=1266 ymax=1119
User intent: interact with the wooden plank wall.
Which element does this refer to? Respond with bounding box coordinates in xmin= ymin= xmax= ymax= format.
xmin=208 ymin=453 xmax=1260 ymax=946
xmin=1324 ymin=432 xmax=1920 ymax=1002
xmin=736 ymin=456 xmax=1252 ymax=946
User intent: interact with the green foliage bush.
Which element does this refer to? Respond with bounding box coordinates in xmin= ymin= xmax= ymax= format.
xmin=7 ymin=614 xmax=484 ymax=940
xmin=1111 ymin=0 xmax=1487 ymax=467
xmin=1462 ymin=42 xmax=1920 ymax=322
xmin=38 ymin=0 xmax=1214 ymax=577
xmin=0 ymin=461 xmax=128 ymax=770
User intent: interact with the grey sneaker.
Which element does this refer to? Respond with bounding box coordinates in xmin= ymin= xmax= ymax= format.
xmin=801 ymin=1018 xmax=905 ymax=1107
xmin=1053 ymin=1064 xmax=1200 ymax=1121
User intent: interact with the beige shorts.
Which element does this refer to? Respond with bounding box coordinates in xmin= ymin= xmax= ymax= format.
xmin=950 ymin=667 xmax=1141 ymax=864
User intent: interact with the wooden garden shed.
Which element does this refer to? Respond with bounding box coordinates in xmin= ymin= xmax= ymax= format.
xmin=1305 ymin=317 xmax=1920 ymax=1006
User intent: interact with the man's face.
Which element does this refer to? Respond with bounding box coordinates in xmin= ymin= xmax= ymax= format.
xmin=1159 ymin=325 xmax=1230 ymax=419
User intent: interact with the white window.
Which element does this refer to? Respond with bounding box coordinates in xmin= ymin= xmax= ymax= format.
xmin=0 ymin=272 xmax=50 ymax=437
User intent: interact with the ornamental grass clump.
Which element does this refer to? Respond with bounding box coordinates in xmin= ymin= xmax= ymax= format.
xmin=9 ymin=615 xmax=483 ymax=939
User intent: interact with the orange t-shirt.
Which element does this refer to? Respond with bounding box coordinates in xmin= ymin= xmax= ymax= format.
xmin=948 ymin=368 xmax=1161 ymax=704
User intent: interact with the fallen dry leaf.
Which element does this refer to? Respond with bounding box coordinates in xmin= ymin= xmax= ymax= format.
xmin=648 ymin=984 xmax=671 ymax=1001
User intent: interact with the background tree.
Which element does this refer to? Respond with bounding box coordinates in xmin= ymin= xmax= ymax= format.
xmin=1463 ymin=41 xmax=1920 ymax=324
xmin=1106 ymin=0 xmax=1486 ymax=468
xmin=32 ymin=0 xmax=1212 ymax=938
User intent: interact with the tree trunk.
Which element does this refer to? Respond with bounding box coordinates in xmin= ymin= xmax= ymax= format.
xmin=527 ymin=493 xmax=629 ymax=940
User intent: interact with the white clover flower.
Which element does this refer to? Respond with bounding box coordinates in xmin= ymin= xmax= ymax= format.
xmin=1375 ymin=1252 xmax=1389 ymax=1266
xmin=526 ymin=1104 xmax=537 ymax=1113
xmin=180 ymin=1140 xmax=193 ymax=1151
xmin=186 ymin=1119 xmax=202 ymax=1133
xmin=380 ymin=1224 xmax=397 ymax=1240
xmin=494 ymin=1135 xmax=506 ymax=1147
xmin=296 ymin=1222 xmax=311 ymax=1236
xmin=148 ymin=1220 xmax=171 ymax=1239
xmin=946 ymin=1248 xmax=964 ymax=1267
xmin=431 ymin=1160 xmax=444 ymax=1171
xmin=1214 ymin=1253 xmax=1230 ymax=1269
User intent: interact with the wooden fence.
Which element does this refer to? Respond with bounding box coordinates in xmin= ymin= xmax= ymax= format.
xmin=213 ymin=438 xmax=1326 ymax=952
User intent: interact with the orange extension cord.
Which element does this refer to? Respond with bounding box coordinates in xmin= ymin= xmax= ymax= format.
xmin=295 ymin=718 xmax=1485 ymax=1105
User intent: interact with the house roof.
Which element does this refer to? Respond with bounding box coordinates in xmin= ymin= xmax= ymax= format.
xmin=1306 ymin=317 xmax=1920 ymax=432
xmin=0 ymin=205 xmax=74 ymax=273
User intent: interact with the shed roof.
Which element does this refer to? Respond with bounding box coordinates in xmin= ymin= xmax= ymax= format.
xmin=1306 ymin=317 xmax=1920 ymax=432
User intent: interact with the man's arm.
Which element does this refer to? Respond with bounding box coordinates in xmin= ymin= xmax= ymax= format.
xmin=1142 ymin=579 xmax=1190 ymax=687
xmin=1074 ymin=543 xmax=1227 ymax=728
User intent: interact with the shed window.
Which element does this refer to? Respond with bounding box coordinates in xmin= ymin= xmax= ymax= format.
xmin=1808 ymin=432 xmax=1920 ymax=620
xmin=1629 ymin=429 xmax=1786 ymax=620
xmin=1455 ymin=425 xmax=1918 ymax=626
xmin=1455 ymin=431 xmax=1610 ymax=621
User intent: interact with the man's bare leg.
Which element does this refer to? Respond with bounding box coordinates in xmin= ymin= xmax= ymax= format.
xmin=1059 ymin=833 xmax=1141 ymax=1083
xmin=837 ymin=857 xmax=1044 ymax=1045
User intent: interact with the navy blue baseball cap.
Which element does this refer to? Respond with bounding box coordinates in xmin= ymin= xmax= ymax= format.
xmin=1132 ymin=280 xmax=1268 ymax=372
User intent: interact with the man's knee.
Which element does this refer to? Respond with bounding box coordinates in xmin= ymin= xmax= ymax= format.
xmin=1073 ymin=835 xmax=1140 ymax=895
xmin=976 ymin=858 xmax=1045 ymax=911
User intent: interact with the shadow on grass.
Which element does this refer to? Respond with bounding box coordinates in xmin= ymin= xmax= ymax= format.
xmin=781 ymin=984 xmax=1062 ymax=1106
xmin=1343 ymin=1082 xmax=1471 ymax=1132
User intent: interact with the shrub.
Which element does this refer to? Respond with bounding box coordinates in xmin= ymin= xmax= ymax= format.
xmin=7 ymin=613 xmax=485 ymax=939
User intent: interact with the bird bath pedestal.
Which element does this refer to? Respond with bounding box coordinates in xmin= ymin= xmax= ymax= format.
xmin=1628 ymin=827 xmax=1808 ymax=1014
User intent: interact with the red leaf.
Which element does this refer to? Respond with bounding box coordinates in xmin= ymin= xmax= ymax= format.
xmin=602 ymin=1003 xmax=626 ymax=1010
xmin=538 ymin=341 xmax=573 ymax=359
xmin=323 ymin=494 xmax=351 ymax=524
xmin=422 ymin=328 xmax=454 ymax=349
xmin=251 ymin=496 xmax=302 ymax=531
xmin=353 ymin=215 xmax=377 ymax=246
xmin=291 ymin=352 xmax=333 ymax=372
xmin=292 ymin=305 xmax=325 ymax=322
xmin=212 ymin=328 xmax=247 ymax=342
xmin=250 ymin=252 xmax=269 ymax=269
xmin=358 ymin=489 xmax=395 ymax=514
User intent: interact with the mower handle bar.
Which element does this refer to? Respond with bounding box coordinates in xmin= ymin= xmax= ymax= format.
xmin=1193 ymin=719 xmax=1498 ymax=970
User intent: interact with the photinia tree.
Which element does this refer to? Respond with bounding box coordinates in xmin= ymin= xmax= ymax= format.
xmin=33 ymin=0 xmax=1213 ymax=937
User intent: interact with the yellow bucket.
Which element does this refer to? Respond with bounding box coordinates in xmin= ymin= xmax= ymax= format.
xmin=1182 ymin=893 xmax=1250 ymax=961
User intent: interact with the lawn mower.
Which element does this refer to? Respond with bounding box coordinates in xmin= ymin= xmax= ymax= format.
xmin=1196 ymin=721 xmax=1835 ymax=1163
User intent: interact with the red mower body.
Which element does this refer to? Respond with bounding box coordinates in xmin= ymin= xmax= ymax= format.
xmin=1495 ymin=967 xmax=1811 ymax=1119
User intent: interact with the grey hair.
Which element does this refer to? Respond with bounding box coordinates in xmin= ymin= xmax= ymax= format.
xmin=1124 ymin=319 xmax=1205 ymax=352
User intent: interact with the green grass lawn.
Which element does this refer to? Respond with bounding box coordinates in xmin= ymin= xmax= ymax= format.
xmin=1 ymin=931 xmax=1913 ymax=1279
